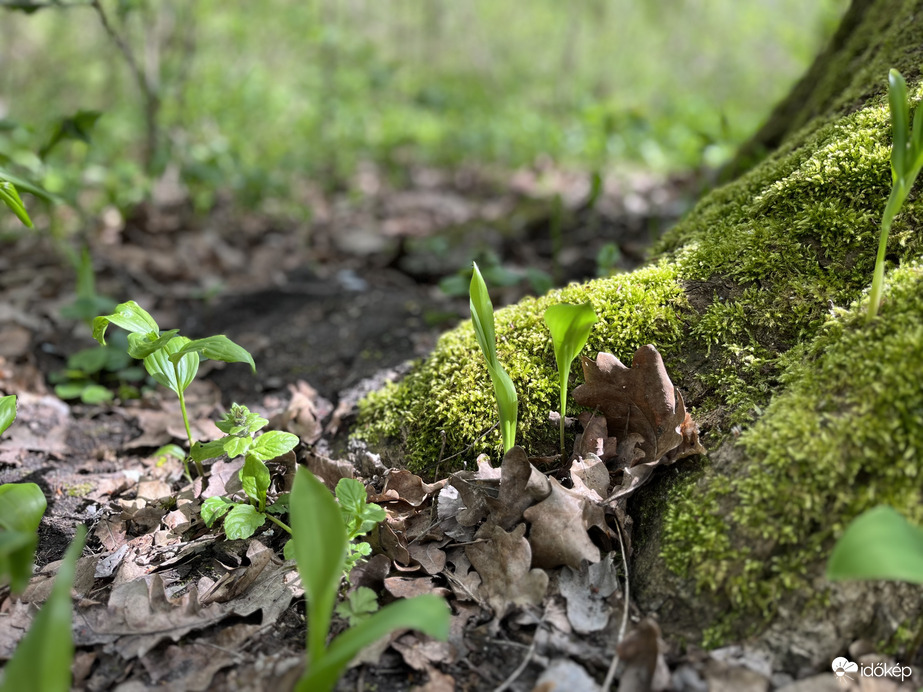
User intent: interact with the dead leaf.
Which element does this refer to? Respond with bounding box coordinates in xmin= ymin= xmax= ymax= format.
xmin=268 ymin=380 xmax=332 ymax=445
xmin=572 ymin=346 xmax=686 ymax=463
xmin=569 ymin=454 xmax=609 ymax=500
xmin=449 ymin=455 xmax=501 ymax=528
xmin=522 ymin=477 xmax=606 ymax=570
xmin=617 ymin=618 xmax=661 ymax=692
xmin=304 ymin=451 xmax=356 ymax=490
xmin=384 ymin=576 xmax=451 ymax=600
xmin=574 ymin=412 xmax=618 ymax=463
xmin=378 ymin=469 xmax=446 ymax=507
xmin=558 ymin=553 xmax=620 ymax=634
xmin=484 ymin=446 xmax=551 ymax=530
xmin=465 ymin=523 xmax=548 ymax=617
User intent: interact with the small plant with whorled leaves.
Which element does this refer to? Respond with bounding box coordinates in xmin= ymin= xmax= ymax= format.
xmin=93 ymin=300 xmax=255 ymax=480
xmin=198 ymin=404 xmax=299 ymax=541
xmin=469 ymin=261 xmax=518 ymax=453
xmin=334 ymin=477 xmax=386 ymax=577
xmin=290 ymin=468 xmax=449 ymax=692
xmin=867 ymin=68 xmax=923 ymax=323
xmin=544 ymin=302 xmax=597 ymax=456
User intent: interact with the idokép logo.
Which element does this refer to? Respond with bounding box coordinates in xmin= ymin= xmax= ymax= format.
xmin=831 ymin=656 xmax=913 ymax=685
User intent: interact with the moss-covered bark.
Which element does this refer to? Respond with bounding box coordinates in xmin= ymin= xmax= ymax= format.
xmin=357 ymin=0 xmax=923 ymax=659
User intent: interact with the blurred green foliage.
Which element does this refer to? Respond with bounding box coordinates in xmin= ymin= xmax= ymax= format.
xmin=0 ymin=0 xmax=847 ymax=215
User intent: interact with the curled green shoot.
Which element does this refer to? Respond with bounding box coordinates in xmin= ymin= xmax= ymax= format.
xmin=469 ymin=262 xmax=518 ymax=453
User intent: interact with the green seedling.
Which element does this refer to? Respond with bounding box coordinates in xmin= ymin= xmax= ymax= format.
xmin=335 ymin=477 xmax=386 ymax=578
xmin=867 ymin=69 xmax=923 ymax=324
xmin=0 ymin=481 xmax=47 ymax=594
xmin=198 ymin=404 xmax=298 ymax=540
xmin=290 ymin=468 xmax=449 ymax=692
xmin=334 ymin=586 xmax=380 ymax=626
xmin=0 ymin=179 xmax=33 ymax=228
xmin=470 ymin=261 xmax=518 ymax=453
xmin=827 ymin=505 xmax=923 ymax=583
xmin=93 ymin=300 xmax=255 ymax=479
xmin=1 ymin=525 xmax=87 ymax=692
xmin=50 ymin=330 xmax=147 ymax=404
xmin=544 ymin=302 xmax=597 ymax=455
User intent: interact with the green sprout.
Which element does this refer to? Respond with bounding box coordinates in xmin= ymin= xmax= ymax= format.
xmin=544 ymin=302 xmax=597 ymax=455
xmin=867 ymin=68 xmax=923 ymax=324
xmin=828 ymin=505 xmax=923 ymax=584
xmin=198 ymin=404 xmax=299 ymax=540
xmin=290 ymin=468 xmax=449 ymax=692
xmin=93 ymin=300 xmax=255 ymax=480
xmin=469 ymin=261 xmax=518 ymax=453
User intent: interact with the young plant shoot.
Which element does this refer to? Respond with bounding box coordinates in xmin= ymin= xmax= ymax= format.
xmin=867 ymin=68 xmax=923 ymax=323
xmin=93 ymin=301 xmax=255 ymax=479
xmin=544 ymin=302 xmax=597 ymax=455
xmin=290 ymin=468 xmax=449 ymax=692
xmin=198 ymin=404 xmax=298 ymax=540
xmin=469 ymin=262 xmax=518 ymax=453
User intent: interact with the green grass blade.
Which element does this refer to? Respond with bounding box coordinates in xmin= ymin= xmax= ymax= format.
xmin=291 ymin=468 xmax=347 ymax=669
xmin=297 ymin=595 xmax=450 ymax=692
xmin=827 ymin=505 xmax=923 ymax=583
xmin=1 ymin=525 xmax=86 ymax=692
xmin=488 ymin=363 xmax=518 ymax=452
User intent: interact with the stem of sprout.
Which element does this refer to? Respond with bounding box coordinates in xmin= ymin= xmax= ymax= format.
xmin=265 ymin=513 xmax=293 ymax=534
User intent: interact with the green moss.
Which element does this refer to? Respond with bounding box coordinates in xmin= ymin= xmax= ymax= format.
xmin=662 ymin=261 xmax=923 ymax=629
xmin=358 ymin=262 xmax=686 ymax=472
xmin=357 ymin=1 xmax=923 ymax=644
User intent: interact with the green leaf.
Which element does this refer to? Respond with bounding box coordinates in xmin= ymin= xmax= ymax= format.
xmin=249 ymin=431 xmax=298 ymax=461
xmin=0 ymin=395 xmax=16 ymax=436
xmin=334 ymin=586 xmax=379 ymax=626
xmin=297 ymin=595 xmax=449 ymax=692
xmin=223 ymin=435 xmax=252 ymax=459
xmin=1 ymin=525 xmax=86 ymax=692
xmin=93 ymin=300 xmax=160 ymax=346
xmin=222 ymin=503 xmax=266 ymax=540
xmin=291 ymin=468 xmax=347 ymax=670
xmin=827 ymin=505 xmax=923 ymax=584
xmin=126 ymin=329 xmax=180 ymax=359
xmin=169 ymin=335 xmax=256 ymax=373
xmin=469 ymin=262 xmax=518 ymax=452
xmin=201 ymin=496 xmax=233 ymax=527
xmin=143 ymin=336 xmax=199 ymax=395
xmin=0 ymin=482 xmax=46 ymax=594
xmin=888 ymin=69 xmax=909 ymax=180
xmin=0 ymin=181 xmax=33 ymax=228
xmin=66 ymin=347 xmax=109 ymax=375
xmin=240 ymin=456 xmax=271 ymax=509
xmin=544 ymin=302 xmax=597 ymax=453
xmin=151 ymin=444 xmax=185 ymax=465
xmin=79 ymin=385 xmax=114 ymax=405
xmin=335 ymin=478 xmax=367 ymax=515
xmin=191 ymin=438 xmax=227 ymax=463
xmin=54 ymin=382 xmax=90 ymax=400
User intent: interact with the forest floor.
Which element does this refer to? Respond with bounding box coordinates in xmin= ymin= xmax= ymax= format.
xmin=0 ymin=163 xmax=885 ymax=691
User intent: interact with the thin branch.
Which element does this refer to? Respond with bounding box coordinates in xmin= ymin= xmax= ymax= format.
xmin=602 ymin=520 xmax=631 ymax=691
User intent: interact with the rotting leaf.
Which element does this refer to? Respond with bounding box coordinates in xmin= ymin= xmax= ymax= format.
xmin=558 ymin=553 xmax=620 ymax=634
xmin=522 ymin=477 xmax=607 ymax=570
xmin=465 ymin=523 xmax=547 ymax=618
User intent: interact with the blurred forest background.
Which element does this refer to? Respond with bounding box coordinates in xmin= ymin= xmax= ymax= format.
xmin=1 ymin=0 xmax=847 ymax=231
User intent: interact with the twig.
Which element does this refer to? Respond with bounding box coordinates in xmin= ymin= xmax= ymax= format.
xmin=602 ymin=519 xmax=631 ymax=691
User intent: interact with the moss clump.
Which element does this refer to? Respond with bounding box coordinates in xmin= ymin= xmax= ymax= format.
xmin=358 ymin=262 xmax=686 ymax=472
xmin=664 ymin=260 xmax=923 ymax=627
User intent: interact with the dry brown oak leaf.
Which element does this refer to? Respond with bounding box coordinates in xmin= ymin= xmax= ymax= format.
xmin=572 ymin=345 xmax=703 ymax=467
